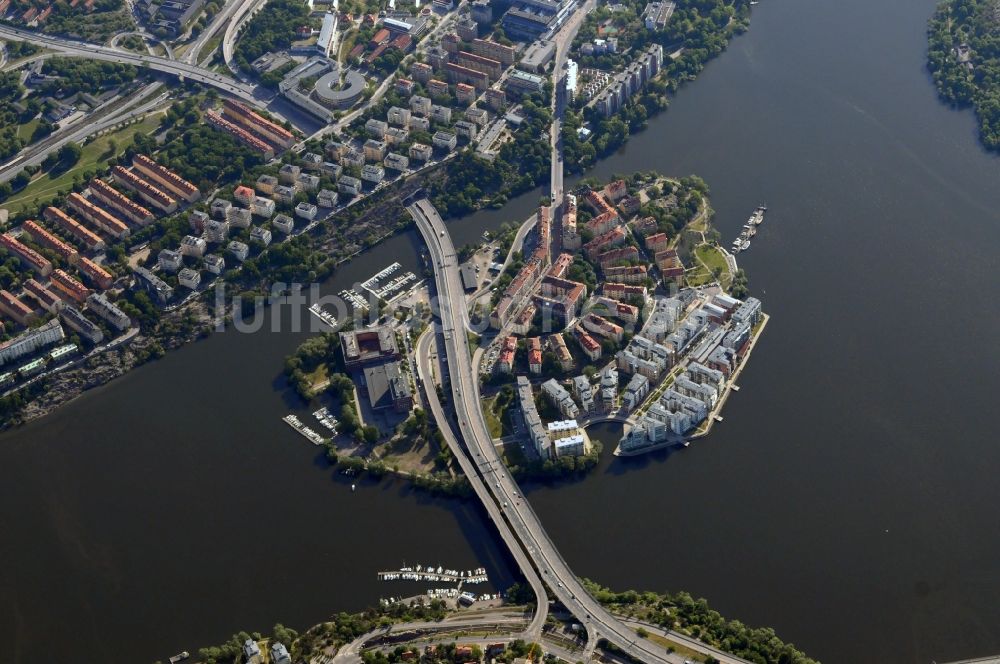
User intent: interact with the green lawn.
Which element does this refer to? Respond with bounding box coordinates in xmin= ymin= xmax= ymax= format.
xmin=641 ymin=631 xmax=709 ymax=662
xmin=483 ymin=395 xmax=503 ymax=438
xmin=16 ymin=118 xmax=41 ymax=144
xmin=4 ymin=113 xmax=164 ymax=214
xmin=689 ymin=243 xmax=732 ymax=288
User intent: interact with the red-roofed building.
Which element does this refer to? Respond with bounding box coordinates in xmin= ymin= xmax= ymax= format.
xmin=571 ymin=325 xmax=602 ymax=361
xmin=0 ymin=290 xmax=35 ymax=326
xmin=77 ymin=257 xmax=114 ymax=290
xmin=22 ymin=220 xmax=79 ymax=265
xmin=43 ymin=207 xmax=105 ymax=251
xmin=132 ymin=154 xmax=200 ymax=202
xmin=50 ymin=269 xmax=92 ymax=304
xmin=0 ymin=234 xmax=52 ymax=276
xmin=527 ymin=337 xmax=542 ymax=375
xmin=222 ymin=100 xmax=295 ymax=150
xmin=604 ymin=179 xmax=628 ymax=202
xmin=233 ymin=185 xmax=255 ymax=206
xmin=496 ymin=335 xmax=516 ymax=373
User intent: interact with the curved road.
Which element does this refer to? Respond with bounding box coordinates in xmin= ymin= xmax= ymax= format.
xmin=0 ymin=24 xmax=270 ymax=107
xmin=414 ymin=327 xmax=549 ymax=640
xmin=408 ymin=197 xmax=752 ymax=664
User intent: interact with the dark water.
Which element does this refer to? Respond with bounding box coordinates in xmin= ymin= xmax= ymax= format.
xmin=524 ymin=0 xmax=1000 ymax=662
xmin=3 ymin=0 xmax=999 ymax=662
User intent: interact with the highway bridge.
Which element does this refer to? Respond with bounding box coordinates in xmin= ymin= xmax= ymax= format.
xmin=408 ymin=197 xmax=750 ymax=664
xmin=0 ymin=24 xmax=269 ymax=107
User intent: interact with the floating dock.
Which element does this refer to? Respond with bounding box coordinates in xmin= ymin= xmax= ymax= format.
xmin=361 ymin=262 xmax=418 ymax=300
xmin=308 ymin=303 xmax=338 ymax=328
xmin=339 ymin=289 xmax=370 ymax=311
xmin=313 ymin=407 xmax=339 ymax=433
xmin=378 ymin=565 xmax=489 ymax=584
xmin=283 ymin=414 xmax=325 ymax=445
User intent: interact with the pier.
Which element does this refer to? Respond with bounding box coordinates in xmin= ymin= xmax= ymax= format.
xmin=378 ymin=564 xmax=490 ymax=585
xmin=339 ymin=288 xmax=370 ymax=311
xmin=614 ymin=313 xmax=770 ymax=457
xmin=282 ymin=414 xmax=325 ymax=445
xmin=360 ymin=261 xmax=419 ymax=300
xmin=308 ymin=302 xmax=338 ymax=328
xmin=313 ymin=407 xmax=338 ymax=433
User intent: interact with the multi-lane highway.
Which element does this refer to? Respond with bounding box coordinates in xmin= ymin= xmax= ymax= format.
xmin=409 ymin=197 xmax=752 ymax=664
xmin=0 ymin=24 xmax=269 ymax=106
xmin=0 ymin=83 xmax=168 ymax=184
xmin=412 ymin=268 xmax=549 ymax=642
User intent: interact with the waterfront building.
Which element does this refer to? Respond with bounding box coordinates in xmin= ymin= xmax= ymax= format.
xmin=516 ymin=375 xmax=549 ymax=457
xmin=341 ymin=326 xmax=400 ymax=369
xmin=541 ymin=378 xmax=579 ymax=419
xmin=0 ymin=318 xmax=64 ymax=366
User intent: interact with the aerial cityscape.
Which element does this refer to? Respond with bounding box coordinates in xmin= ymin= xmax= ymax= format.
xmin=0 ymin=0 xmax=998 ymax=663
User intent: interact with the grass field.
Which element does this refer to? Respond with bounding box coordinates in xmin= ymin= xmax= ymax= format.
xmin=15 ymin=118 xmax=41 ymax=144
xmin=687 ymin=243 xmax=732 ymax=288
xmin=4 ymin=113 xmax=164 ymax=214
xmin=640 ymin=630 xmax=709 ymax=662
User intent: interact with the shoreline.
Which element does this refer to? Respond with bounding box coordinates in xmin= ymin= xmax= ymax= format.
xmin=614 ymin=313 xmax=770 ymax=457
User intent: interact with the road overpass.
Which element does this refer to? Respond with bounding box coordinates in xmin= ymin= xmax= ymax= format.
xmin=407 ymin=197 xmax=755 ymax=664
xmin=0 ymin=24 xmax=269 ymax=107
xmin=414 ymin=310 xmax=549 ymax=642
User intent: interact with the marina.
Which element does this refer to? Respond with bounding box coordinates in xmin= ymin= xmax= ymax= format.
xmin=377 ymin=564 xmax=490 ymax=585
xmin=282 ymin=414 xmax=326 ymax=445
xmin=730 ymin=204 xmax=766 ymax=254
xmin=360 ymin=261 xmax=419 ymax=300
xmin=312 ymin=407 xmax=339 ymax=434
xmin=339 ymin=288 xmax=370 ymax=311
xmin=308 ymin=302 xmax=339 ymax=329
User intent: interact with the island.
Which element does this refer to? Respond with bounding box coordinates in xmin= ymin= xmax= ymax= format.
xmin=927 ymin=0 xmax=1000 ymax=149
